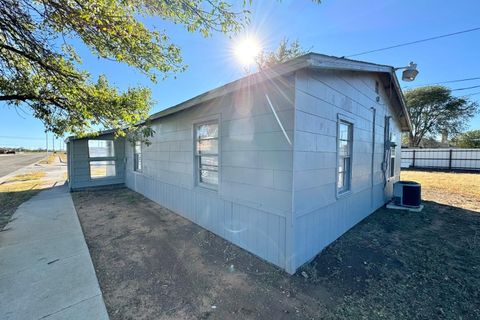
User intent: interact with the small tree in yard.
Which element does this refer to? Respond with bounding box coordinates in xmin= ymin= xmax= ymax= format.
xmin=404 ymin=86 xmax=478 ymax=147
xmin=255 ymin=38 xmax=309 ymax=71
xmin=451 ymin=130 xmax=480 ymax=148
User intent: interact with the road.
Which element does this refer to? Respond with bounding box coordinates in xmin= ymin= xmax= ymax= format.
xmin=0 ymin=153 xmax=46 ymax=178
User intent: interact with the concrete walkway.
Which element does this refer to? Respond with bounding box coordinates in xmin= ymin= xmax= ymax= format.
xmin=0 ymin=183 xmax=109 ymax=319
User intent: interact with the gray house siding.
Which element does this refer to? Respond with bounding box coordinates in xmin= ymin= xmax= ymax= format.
xmin=67 ymin=134 xmax=125 ymax=189
xmin=291 ymin=69 xmax=402 ymax=270
xmin=66 ymin=55 xmax=410 ymax=274
xmin=125 ymin=77 xmax=295 ymax=270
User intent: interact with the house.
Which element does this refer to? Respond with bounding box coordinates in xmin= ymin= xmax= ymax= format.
xmin=66 ymin=53 xmax=411 ymax=274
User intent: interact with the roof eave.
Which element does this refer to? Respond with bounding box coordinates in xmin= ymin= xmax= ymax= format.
xmin=388 ymin=71 xmax=412 ymax=132
xmin=67 ymin=52 xmax=412 ymax=140
xmin=148 ymin=56 xmax=309 ymax=121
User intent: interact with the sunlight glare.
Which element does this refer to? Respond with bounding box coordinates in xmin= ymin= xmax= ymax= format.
xmin=233 ymin=36 xmax=261 ymax=67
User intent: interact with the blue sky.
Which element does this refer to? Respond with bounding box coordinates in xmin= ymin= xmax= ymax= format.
xmin=1 ymin=0 xmax=479 ymax=149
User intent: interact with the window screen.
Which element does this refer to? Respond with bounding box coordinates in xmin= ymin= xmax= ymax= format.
xmin=134 ymin=141 xmax=142 ymax=172
xmin=390 ymin=132 xmax=396 ymax=178
xmin=390 ymin=147 xmax=396 ymax=178
xmin=88 ymin=140 xmax=115 ymax=158
xmin=337 ymin=121 xmax=353 ymax=194
xmin=88 ymin=139 xmax=115 ymax=179
xmin=89 ymin=160 xmax=116 ymax=179
xmin=195 ymin=121 xmax=219 ymax=188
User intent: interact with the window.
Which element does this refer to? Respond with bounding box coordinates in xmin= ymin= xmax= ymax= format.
xmin=390 ymin=132 xmax=396 ymax=178
xmin=90 ymin=160 xmax=116 ymax=179
xmin=195 ymin=120 xmax=219 ymax=188
xmin=390 ymin=147 xmax=396 ymax=177
xmin=134 ymin=141 xmax=142 ymax=172
xmin=88 ymin=140 xmax=114 ymax=157
xmin=87 ymin=139 xmax=116 ymax=179
xmin=337 ymin=120 xmax=353 ymax=194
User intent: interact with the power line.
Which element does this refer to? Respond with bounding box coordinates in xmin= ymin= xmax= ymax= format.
xmin=403 ymin=77 xmax=480 ymax=89
xmin=404 ymin=84 xmax=480 ymax=92
xmin=451 ymin=84 xmax=480 ymax=92
xmin=346 ymin=27 xmax=480 ymax=58
xmin=0 ymin=135 xmax=45 ymax=140
xmin=460 ymin=91 xmax=480 ymax=97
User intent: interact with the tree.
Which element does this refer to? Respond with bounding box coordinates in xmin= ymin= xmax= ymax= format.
xmin=0 ymin=0 xmax=250 ymax=138
xmin=403 ymin=86 xmax=478 ymax=147
xmin=451 ymin=130 xmax=480 ymax=148
xmin=255 ymin=38 xmax=309 ymax=71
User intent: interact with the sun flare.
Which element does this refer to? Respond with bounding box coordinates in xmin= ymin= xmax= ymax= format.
xmin=233 ymin=36 xmax=261 ymax=67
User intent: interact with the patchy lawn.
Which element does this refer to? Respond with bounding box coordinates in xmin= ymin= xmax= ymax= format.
xmin=38 ymin=152 xmax=66 ymax=164
xmin=5 ymin=172 xmax=46 ymax=182
xmin=401 ymin=170 xmax=480 ymax=212
xmin=0 ymin=172 xmax=47 ymax=229
xmin=74 ymin=187 xmax=480 ymax=320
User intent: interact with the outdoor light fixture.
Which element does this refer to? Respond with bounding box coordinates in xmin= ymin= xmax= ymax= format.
xmin=396 ymin=62 xmax=419 ymax=82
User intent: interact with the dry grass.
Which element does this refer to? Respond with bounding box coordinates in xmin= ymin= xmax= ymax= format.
xmin=38 ymin=153 xmax=56 ymax=164
xmin=5 ymin=172 xmax=46 ymax=183
xmin=58 ymin=152 xmax=67 ymax=162
xmin=38 ymin=152 xmax=67 ymax=164
xmin=401 ymin=170 xmax=480 ymax=211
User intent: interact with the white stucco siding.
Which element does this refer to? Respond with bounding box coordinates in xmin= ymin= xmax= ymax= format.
xmin=291 ymin=69 xmax=402 ymax=270
xmin=125 ymin=77 xmax=295 ymax=270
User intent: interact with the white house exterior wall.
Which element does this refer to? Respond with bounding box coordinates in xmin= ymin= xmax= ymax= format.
xmin=68 ymin=134 xmax=125 ymax=189
xmin=125 ymin=77 xmax=296 ymax=270
xmin=291 ymin=69 xmax=402 ymax=271
xmin=67 ymin=65 xmax=406 ymax=274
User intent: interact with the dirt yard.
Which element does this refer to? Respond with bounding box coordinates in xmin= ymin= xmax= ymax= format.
xmin=73 ymin=181 xmax=480 ymax=320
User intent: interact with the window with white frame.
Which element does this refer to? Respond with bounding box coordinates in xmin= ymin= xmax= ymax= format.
xmin=337 ymin=120 xmax=353 ymax=194
xmin=134 ymin=141 xmax=142 ymax=172
xmin=390 ymin=132 xmax=396 ymax=178
xmin=88 ymin=140 xmax=114 ymax=158
xmin=195 ymin=120 xmax=219 ymax=188
xmin=87 ymin=140 xmax=116 ymax=179
xmin=89 ymin=160 xmax=116 ymax=179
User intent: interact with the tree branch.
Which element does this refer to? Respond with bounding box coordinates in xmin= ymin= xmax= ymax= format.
xmin=0 ymin=94 xmax=35 ymax=101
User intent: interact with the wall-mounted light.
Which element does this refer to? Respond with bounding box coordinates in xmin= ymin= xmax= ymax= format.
xmin=395 ymin=62 xmax=419 ymax=82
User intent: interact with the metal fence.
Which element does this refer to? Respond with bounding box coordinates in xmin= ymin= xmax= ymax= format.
xmin=401 ymin=148 xmax=480 ymax=171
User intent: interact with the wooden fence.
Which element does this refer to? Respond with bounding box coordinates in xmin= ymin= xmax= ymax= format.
xmin=401 ymin=148 xmax=480 ymax=171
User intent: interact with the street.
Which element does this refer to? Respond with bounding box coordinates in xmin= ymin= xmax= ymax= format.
xmin=0 ymin=153 xmax=46 ymax=178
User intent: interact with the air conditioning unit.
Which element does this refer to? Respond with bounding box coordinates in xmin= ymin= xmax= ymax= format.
xmin=393 ymin=181 xmax=421 ymax=208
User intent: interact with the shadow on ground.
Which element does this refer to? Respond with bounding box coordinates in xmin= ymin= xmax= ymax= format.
xmin=0 ymin=189 xmax=41 ymax=230
xmin=73 ymin=188 xmax=480 ymax=320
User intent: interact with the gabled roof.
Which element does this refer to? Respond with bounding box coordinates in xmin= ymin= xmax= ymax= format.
xmin=68 ymin=53 xmax=411 ymax=142
xmin=148 ymin=53 xmax=411 ymax=131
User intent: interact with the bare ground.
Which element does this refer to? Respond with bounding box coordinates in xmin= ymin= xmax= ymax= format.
xmin=73 ymin=184 xmax=480 ymax=320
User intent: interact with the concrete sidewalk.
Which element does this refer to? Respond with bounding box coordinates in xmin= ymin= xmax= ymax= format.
xmin=0 ymin=183 xmax=109 ymax=319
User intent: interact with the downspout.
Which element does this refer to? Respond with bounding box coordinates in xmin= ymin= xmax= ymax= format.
xmin=382 ymin=116 xmax=392 ymax=189
xmin=370 ymin=107 xmax=376 ymax=207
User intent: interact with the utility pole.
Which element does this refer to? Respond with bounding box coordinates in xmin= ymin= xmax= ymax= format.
xmin=45 ymin=131 xmax=49 ymax=158
xmin=52 ymin=135 xmax=55 ymax=153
